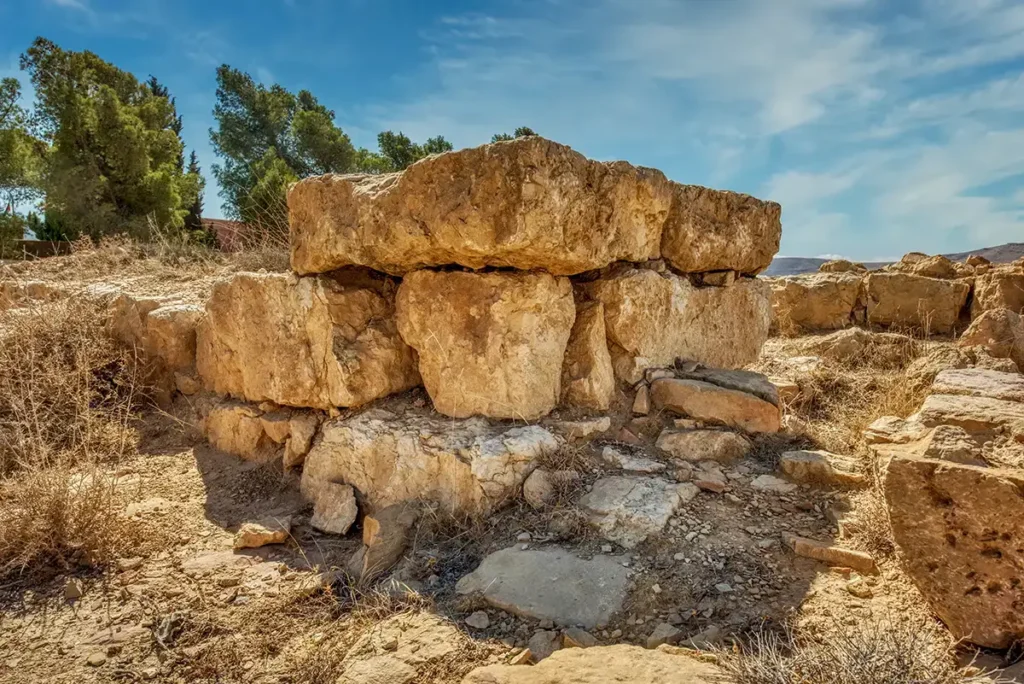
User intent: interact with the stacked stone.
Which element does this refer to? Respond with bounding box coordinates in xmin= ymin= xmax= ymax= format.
xmin=771 ymin=251 xmax=1024 ymax=335
xmin=193 ymin=136 xmax=782 ymax=517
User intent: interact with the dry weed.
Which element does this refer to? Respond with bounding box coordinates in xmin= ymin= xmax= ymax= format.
xmin=719 ymin=618 xmax=1001 ymax=684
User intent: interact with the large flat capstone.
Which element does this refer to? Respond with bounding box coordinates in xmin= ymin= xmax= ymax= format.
xmin=196 ymin=272 xmax=419 ymax=410
xmin=289 ymin=137 xmax=672 ymax=276
xmin=585 ymin=266 xmax=771 ymax=383
xmin=301 ymin=410 xmax=559 ymax=516
xmin=455 ymin=546 xmax=630 ymax=629
xmin=396 ymin=269 xmax=575 ymax=420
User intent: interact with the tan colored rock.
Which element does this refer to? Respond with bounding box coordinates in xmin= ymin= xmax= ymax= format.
xmin=650 ymin=378 xmax=780 ymax=433
xmin=819 ymin=259 xmax=866 ymax=274
xmin=289 ymin=137 xmax=672 ymax=276
xmin=959 ymin=308 xmax=1024 ymax=369
xmin=197 ymin=273 xmax=419 ymax=410
xmin=586 ymin=266 xmax=771 ymax=383
xmin=779 ymin=450 xmax=867 ymax=487
xmin=863 ymin=272 xmax=970 ymax=334
xmin=396 ymin=270 xmax=575 ymax=420
xmin=973 ymin=271 xmax=1024 ymax=317
xmin=660 ymin=183 xmax=781 ymax=276
xmin=783 ymin=533 xmax=875 ymax=573
xmin=885 ymin=456 xmax=1024 ymax=648
xmin=203 ymin=400 xmax=275 ymax=461
xmin=912 ymin=254 xmax=958 ymax=279
xmin=301 ymin=411 xmax=559 ymax=516
xmin=462 ymin=644 xmax=724 ymax=684
xmin=233 ymin=517 xmax=291 ymax=550
xmin=560 ymin=301 xmax=615 ymax=411
xmin=655 ymin=429 xmax=750 ymax=463
xmin=770 ymin=273 xmax=861 ymax=332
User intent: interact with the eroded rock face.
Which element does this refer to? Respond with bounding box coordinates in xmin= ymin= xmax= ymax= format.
xmin=586 ymin=267 xmax=771 ymax=383
xmin=863 ymin=272 xmax=970 ymax=334
xmin=770 ymin=273 xmax=861 ymax=332
xmin=959 ymin=309 xmax=1024 ymax=370
xmin=659 ymin=183 xmax=781 ymax=276
xmin=885 ymin=456 xmax=1024 ymax=648
xmin=301 ymin=410 xmax=559 ymax=516
xmin=396 ymin=270 xmax=575 ymax=420
xmin=973 ymin=271 xmax=1024 ymax=317
xmin=289 ymin=137 xmax=672 ymax=276
xmin=561 ymin=301 xmax=615 ymax=411
xmin=196 ymin=272 xmax=419 ymax=410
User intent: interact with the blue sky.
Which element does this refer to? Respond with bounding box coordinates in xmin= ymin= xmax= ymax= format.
xmin=3 ymin=0 xmax=1024 ymax=260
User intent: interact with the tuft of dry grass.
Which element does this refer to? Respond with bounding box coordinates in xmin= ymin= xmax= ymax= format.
xmin=0 ymin=296 xmax=145 ymax=579
xmin=719 ymin=619 xmax=1003 ymax=684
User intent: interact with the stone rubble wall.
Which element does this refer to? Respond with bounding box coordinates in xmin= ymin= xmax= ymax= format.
xmin=770 ymin=253 xmax=1024 ymax=335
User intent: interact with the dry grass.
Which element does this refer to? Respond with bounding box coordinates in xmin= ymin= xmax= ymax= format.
xmin=0 ymin=296 xmax=145 ymax=579
xmin=719 ymin=619 xmax=1002 ymax=684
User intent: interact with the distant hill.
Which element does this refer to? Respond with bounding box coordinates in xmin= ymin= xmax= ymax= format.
xmin=763 ymin=242 xmax=1024 ymax=277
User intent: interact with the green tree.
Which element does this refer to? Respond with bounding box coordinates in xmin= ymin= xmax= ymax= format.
xmin=19 ymin=38 xmax=200 ymax=239
xmin=0 ymin=77 xmax=46 ymax=211
xmin=491 ymin=126 xmax=538 ymax=143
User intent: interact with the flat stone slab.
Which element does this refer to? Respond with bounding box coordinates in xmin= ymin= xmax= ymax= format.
xmin=578 ymin=476 xmax=692 ymax=548
xmin=455 ymin=546 xmax=630 ymax=629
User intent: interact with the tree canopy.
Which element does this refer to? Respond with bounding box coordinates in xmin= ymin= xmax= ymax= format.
xmin=210 ymin=65 xmax=453 ymax=229
xmin=19 ymin=37 xmax=200 ymax=239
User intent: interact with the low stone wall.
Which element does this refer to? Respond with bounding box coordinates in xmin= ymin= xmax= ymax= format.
xmin=770 ymin=252 xmax=1024 ymax=335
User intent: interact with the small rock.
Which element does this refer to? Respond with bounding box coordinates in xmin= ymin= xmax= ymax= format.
xmin=528 ymin=630 xmax=561 ymax=662
xmin=466 ymin=611 xmax=491 ymax=629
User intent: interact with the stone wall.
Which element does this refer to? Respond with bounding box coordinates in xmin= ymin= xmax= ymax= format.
xmin=770 ymin=253 xmax=1024 ymax=336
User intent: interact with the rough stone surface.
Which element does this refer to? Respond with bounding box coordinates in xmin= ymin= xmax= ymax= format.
xmin=455 ymin=546 xmax=630 ymax=629
xmin=289 ymin=137 xmax=673 ymax=276
xmin=655 ymin=429 xmax=751 ymax=464
xmin=302 ymin=411 xmax=559 ymax=516
xmin=462 ymin=644 xmax=724 ymax=684
xmin=197 ymin=273 xmax=419 ymax=410
xmin=396 ymin=270 xmax=575 ymax=420
xmin=959 ymin=309 xmax=1024 ymax=370
xmin=885 ymin=456 xmax=1024 ymax=648
xmin=650 ymin=378 xmax=780 ymax=433
xmin=578 ymin=476 xmax=690 ymax=548
xmin=863 ymin=272 xmax=971 ymax=334
xmin=973 ymin=271 xmax=1024 ymax=317
xmin=309 ymin=482 xmax=357 ymax=535
xmin=233 ymin=517 xmax=291 ymax=550
xmin=660 ymin=183 xmax=782 ymax=276
xmin=770 ymin=273 xmax=861 ymax=332
xmin=338 ymin=612 xmax=464 ymax=684
xmin=586 ymin=266 xmax=771 ymax=383
xmin=779 ymin=450 xmax=867 ymax=487
xmin=560 ymin=301 xmax=615 ymax=411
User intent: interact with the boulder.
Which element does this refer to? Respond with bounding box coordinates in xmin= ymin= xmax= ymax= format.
xmin=959 ymin=309 xmax=1024 ymax=369
xmin=196 ymin=273 xmax=419 ymax=410
xmin=659 ymin=183 xmax=782 ymax=276
xmin=586 ymin=266 xmax=771 ymax=383
xmin=578 ymin=475 xmax=695 ymax=548
xmin=819 ymin=259 xmax=866 ymax=274
xmin=289 ymin=137 xmax=672 ymax=276
xmin=455 ymin=546 xmax=630 ymax=629
xmin=863 ymin=272 xmax=970 ymax=334
xmin=770 ymin=273 xmax=861 ymax=332
xmin=560 ymin=301 xmax=615 ymax=411
xmin=649 ymin=378 xmax=780 ymax=433
xmin=462 ymin=644 xmax=724 ymax=684
xmin=973 ymin=271 xmax=1024 ymax=317
xmin=396 ymin=270 xmax=575 ymax=419
xmin=912 ymin=254 xmax=958 ymax=280
xmin=885 ymin=456 xmax=1024 ymax=648
xmin=655 ymin=429 xmax=750 ymax=463
xmin=301 ymin=411 xmax=559 ymax=516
